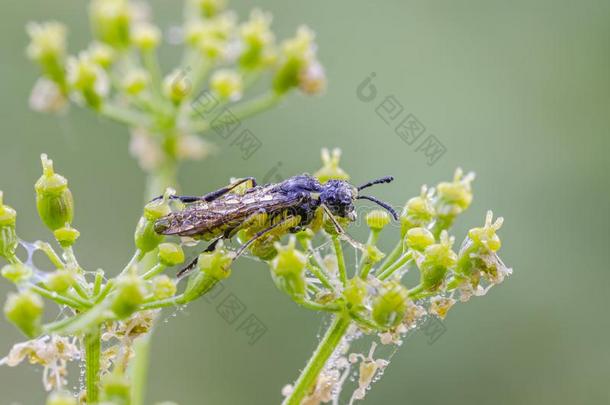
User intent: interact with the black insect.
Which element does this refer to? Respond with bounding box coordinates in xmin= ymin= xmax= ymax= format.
xmin=153 ymin=174 xmax=396 ymax=273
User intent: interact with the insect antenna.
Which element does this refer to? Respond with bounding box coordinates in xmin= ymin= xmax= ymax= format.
xmin=356 ymin=195 xmax=399 ymax=220
xmin=357 ymin=176 xmax=394 ymax=191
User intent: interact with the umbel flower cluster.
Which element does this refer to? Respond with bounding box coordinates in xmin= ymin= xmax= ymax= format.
xmin=27 ymin=0 xmax=325 ymax=197
xmin=0 ymin=149 xmax=511 ymax=404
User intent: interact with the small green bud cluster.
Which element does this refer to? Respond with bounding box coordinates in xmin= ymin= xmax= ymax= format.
xmin=27 ymin=0 xmax=326 ymax=190
xmin=273 ymin=26 xmax=326 ymax=95
xmin=182 ymin=245 xmax=233 ymax=303
xmin=0 ymin=191 xmax=18 ymax=259
xmin=4 ymin=291 xmax=44 ymax=338
xmin=270 ymin=237 xmax=307 ymax=299
xmin=35 ymin=154 xmax=74 ymax=231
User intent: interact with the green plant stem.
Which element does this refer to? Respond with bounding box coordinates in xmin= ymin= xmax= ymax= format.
xmin=306 ymin=262 xmax=333 ymax=291
xmin=359 ymin=230 xmax=380 ymax=279
xmin=188 ymin=91 xmax=283 ymax=132
xmin=85 ymin=326 xmax=102 ymax=404
xmin=295 ymin=299 xmax=341 ymax=312
xmin=331 ymin=236 xmax=347 ymax=287
xmin=140 ymin=294 xmax=184 ymax=310
xmin=100 ymin=103 xmax=151 ymax=128
xmin=130 ymin=333 xmax=152 ymax=405
xmin=378 ymin=252 xmax=412 ymax=281
xmin=35 ymin=241 xmax=65 ymax=269
xmin=29 ymin=284 xmax=89 ymax=309
xmin=142 ymin=263 xmax=166 ymax=280
xmin=377 ymin=240 xmax=403 ymax=273
xmin=142 ymin=49 xmax=162 ymax=95
xmin=282 ymin=315 xmax=351 ymax=405
xmin=118 ymin=250 xmax=144 ymax=278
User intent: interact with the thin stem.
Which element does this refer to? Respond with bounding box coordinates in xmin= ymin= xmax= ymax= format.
xmin=306 ymin=262 xmax=334 ymax=292
xmin=358 ymin=230 xmax=380 ymax=279
xmin=30 ymin=284 xmax=89 ymax=309
xmin=118 ymin=250 xmax=144 ymax=278
xmin=295 ymin=299 xmax=342 ymax=312
xmin=188 ymin=91 xmax=283 ymax=132
xmin=331 ymin=236 xmax=347 ymax=287
xmin=282 ymin=315 xmax=351 ymax=405
xmin=378 ymin=253 xmax=412 ymax=281
xmin=100 ymin=103 xmax=151 ymax=128
xmin=130 ymin=333 xmax=152 ymax=405
xmin=140 ymin=294 xmax=184 ymax=310
xmin=142 ymin=49 xmax=162 ymax=95
xmin=142 ymin=263 xmax=166 ymax=280
xmin=377 ymin=240 xmax=403 ymax=273
xmin=35 ymin=241 xmax=65 ymax=269
xmin=85 ymin=326 xmax=102 ymax=404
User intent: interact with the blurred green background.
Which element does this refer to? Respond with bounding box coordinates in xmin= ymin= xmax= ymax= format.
xmin=1 ymin=0 xmax=609 ymax=404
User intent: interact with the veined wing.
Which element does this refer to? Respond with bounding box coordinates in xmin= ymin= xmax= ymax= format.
xmin=154 ymin=186 xmax=305 ymax=236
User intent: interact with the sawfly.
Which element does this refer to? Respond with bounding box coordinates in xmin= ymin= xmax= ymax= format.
xmin=153 ymin=174 xmax=397 ymax=274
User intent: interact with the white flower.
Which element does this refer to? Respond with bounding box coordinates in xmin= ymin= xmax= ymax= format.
xmin=1 ymin=335 xmax=79 ymax=391
xmin=29 ymin=78 xmax=68 ymax=113
xmin=129 ymin=128 xmax=163 ymax=171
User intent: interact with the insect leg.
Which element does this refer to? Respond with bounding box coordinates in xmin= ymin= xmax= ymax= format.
xmin=232 ymin=216 xmax=299 ymax=261
xmin=176 ymin=236 xmax=224 ymax=278
xmin=321 ymin=204 xmax=367 ymax=253
xmin=199 ymin=177 xmax=257 ymax=202
xmin=150 ymin=177 xmax=257 ymax=203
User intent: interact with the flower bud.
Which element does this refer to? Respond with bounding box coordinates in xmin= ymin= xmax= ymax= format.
xmin=436 ymin=168 xmax=475 ymax=216
xmin=185 ymin=14 xmax=235 ymax=59
xmin=54 ymin=225 xmax=80 ymax=248
xmin=298 ymin=60 xmax=326 ymax=95
xmin=270 ymin=237 xmax=307 ymax=299
xmin=151 ymin=275 xmax=176 ymax=300
xmin=372 ymin=282 xmax=408 ymax=329
xmin=4 ymin=290 xmax=44 ymax=338
xmin=134 ymin=216 xmax=164 ymax=254
xmin=66 ymin=53 xmax=109 ymax=110
xmin=417 ymin=231 xmax=457 ymax=292
xmin=0 ymin=191 xmax=18 ymax=259
xmin=110 ymin=273 xmax=146 ymax=319
xmin=163 ymin=69 xmax=191 ymax=104
xmin=364 ymin=244 xmax=384 ymax=265
xmin=87 ymin=42 xmax=115 ymax=69
xmin=46 ymin=270 xmax=77 ymax=293
xmin=400 ymin=185 xmax=435 ymax=234
xmin=29 ymin=77 xmax=68 ymax=114
xmin=26 ymin=21 xmax=67 ymax=85
xmin=239 ymin=9 xmax=275 ymax=70
xmin=405 ymin=227 xmax=434 ymax=252
xmin=90 ymin=0 xmax=132 ymax=48
xmin=1 ymin=263 xmax=32 ymax=284
xmin=182 ymin=247 xmax=232 ymax=303
xmin=157 ymin=243 xmax=185 ymax=267
xmin=35 ymin=154 xmax=74 ymax=231
xmin=314 ymin=148 xmax=349 ymax=183
xmin=46 ymin=391 xmax=77 ymax=405
xmin=131 ymin=22 xmax=161 ymax=50
xmin=135 ymin=196 xmax=171 ymax=253
xmin=192 ymin=0 xmax=227 ymax=17
xmin=344 ymin=277 xmax=367 ymax=307
xmin=273 ymin=26 xmax=322 ymax=95
xmin=210 ymin=69 xmax=243 ymax=101
xmin=456 ymin=211 xmax=511 ymax=287
xmin=366 ymin=210 xmax=391 ymax=232
xmin=468 ymin=210 xmax=503 ymax=253
xmin=122 ymin=69 xmax=150 ymax=95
